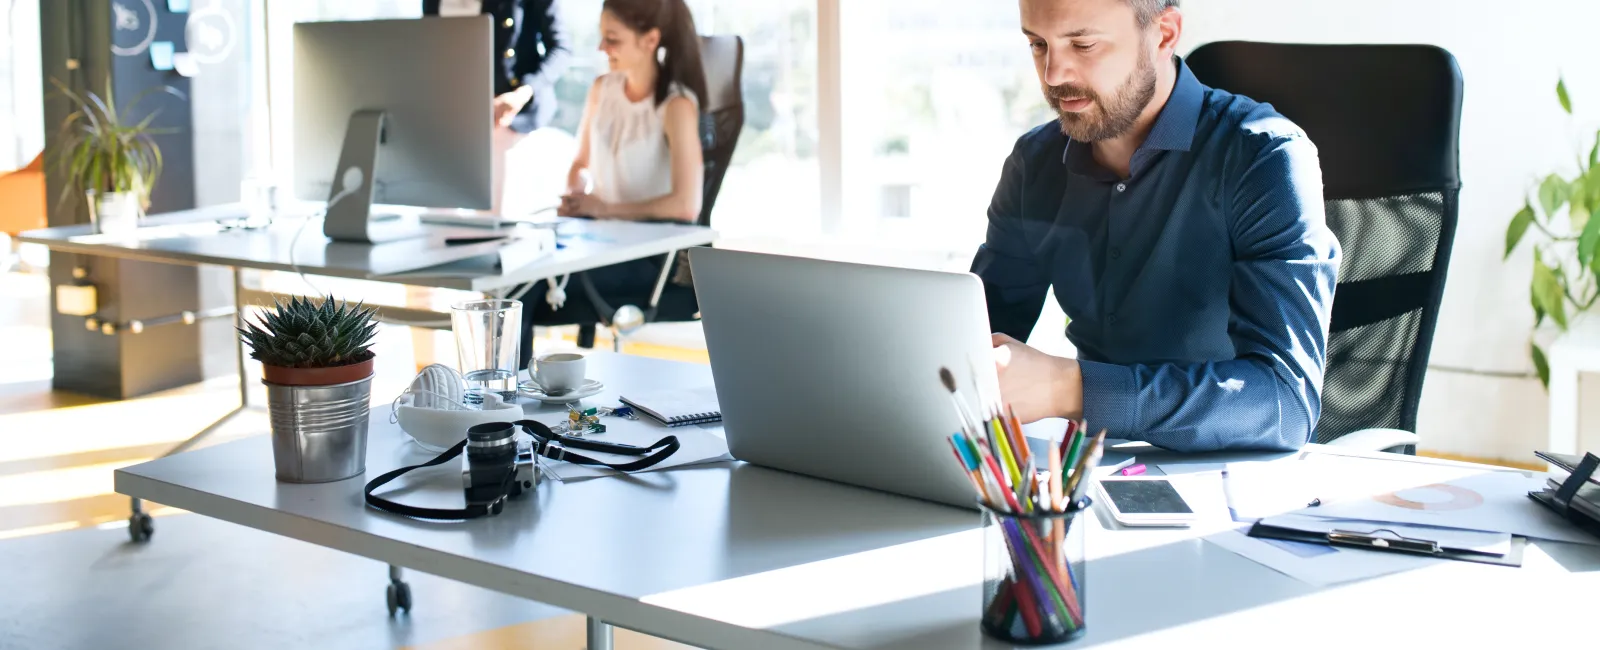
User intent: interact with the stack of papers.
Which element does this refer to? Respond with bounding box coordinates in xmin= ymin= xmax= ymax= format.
xmin=1201 ymin=451 xmax=1596 ymax=586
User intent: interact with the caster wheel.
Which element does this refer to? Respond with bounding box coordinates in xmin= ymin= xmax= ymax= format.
xmin=128 ymin=513 xmax=154 ymax=543
xmin=387 ymin=582 xmax=412 ymax=615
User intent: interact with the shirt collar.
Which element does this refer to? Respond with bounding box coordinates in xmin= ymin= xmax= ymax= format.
xmin=1060 ymin=55 xmax=1207 ymax=170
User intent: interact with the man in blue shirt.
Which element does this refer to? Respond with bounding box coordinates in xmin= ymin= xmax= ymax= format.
xmin=976 ymin=0 xmax=1340 ymax=452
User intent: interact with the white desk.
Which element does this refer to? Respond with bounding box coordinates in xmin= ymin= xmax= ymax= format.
xmin=115 ymin=354 xmax=1600 ymax=649
xmin=18 ymin=203 xmax=719 ymax=293
xmin=26 ymin=204 xmax=717 ymax=534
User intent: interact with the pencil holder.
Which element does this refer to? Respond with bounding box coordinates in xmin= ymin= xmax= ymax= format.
xmin=980 ymin=498 xmax=1090 ymax=645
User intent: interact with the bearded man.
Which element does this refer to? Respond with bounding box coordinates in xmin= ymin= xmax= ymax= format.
xmin=975 ymin=0 xmax=1341 ymax=452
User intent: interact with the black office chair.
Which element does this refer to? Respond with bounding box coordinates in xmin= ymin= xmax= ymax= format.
xmin=1187 ymin=42 xmax=1463 ymax=454
xmin=542 ymin=34 xmax=745 ymax=350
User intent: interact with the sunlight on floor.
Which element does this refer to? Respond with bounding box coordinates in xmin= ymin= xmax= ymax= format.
xmin=405 ymin=617 xmax=695 ymax=650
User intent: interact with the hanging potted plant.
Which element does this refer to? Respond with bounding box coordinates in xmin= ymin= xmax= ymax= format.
xmin=49 ymin=79 xmax=173 ymax=235
xmin=238 ymin=295 xmax=380 ymax=483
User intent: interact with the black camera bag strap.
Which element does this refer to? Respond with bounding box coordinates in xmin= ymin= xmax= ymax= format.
xmin=364 ymin=419 xmax=681 ymax=521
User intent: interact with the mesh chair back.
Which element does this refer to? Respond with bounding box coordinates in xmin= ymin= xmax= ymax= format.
xmin=698 ymin=35 xmax=745 ymax=227
xmin=1188 ymin=43 xmax=1463 ymax=444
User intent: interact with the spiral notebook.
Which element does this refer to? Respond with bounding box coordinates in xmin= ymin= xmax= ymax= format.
xmin=619 ymin=386 xmax=722 ymax=428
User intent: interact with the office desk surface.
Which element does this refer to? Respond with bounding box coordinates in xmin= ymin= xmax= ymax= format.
xmin=116 ymin=354 xmax=1599 ymax=649
xmin=19 ymin=204 xmax=717 ymax=292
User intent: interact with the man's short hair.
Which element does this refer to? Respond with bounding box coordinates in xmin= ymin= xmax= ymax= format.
xmin=1129 ymin=0 xmax=1179 ymax=27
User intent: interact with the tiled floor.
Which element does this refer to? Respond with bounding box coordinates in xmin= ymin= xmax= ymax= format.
xmin=0 ymin=269 xmax=698 ymax=649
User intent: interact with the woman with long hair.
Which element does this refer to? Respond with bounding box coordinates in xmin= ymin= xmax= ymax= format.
xmin=520 ymin=0 xmax=707 ymax=367
xmin=558 ymin=0 xmax=707 ymax=221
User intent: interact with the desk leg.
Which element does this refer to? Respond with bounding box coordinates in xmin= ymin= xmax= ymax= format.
xmin=586 ymin=616 xmax=614 ymax=650
xmin=1549 ymin=358 xmax=1579 ymax=457
xmin=126 ymin=267 xmax=253 ymax=543
xmin=647 ymin=250 xmax=678 ymax=312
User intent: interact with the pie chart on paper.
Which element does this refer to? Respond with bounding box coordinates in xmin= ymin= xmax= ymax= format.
xmin=1372 ymin=483 xmax=1485 ymax=512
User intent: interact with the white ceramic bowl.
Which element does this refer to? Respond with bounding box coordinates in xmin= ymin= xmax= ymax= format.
xmin=396 ymin=396 xmax=523 ymax=452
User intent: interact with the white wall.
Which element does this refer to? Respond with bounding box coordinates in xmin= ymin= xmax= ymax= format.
xmin=1182 ymin=0 xmax=1600 ymax=460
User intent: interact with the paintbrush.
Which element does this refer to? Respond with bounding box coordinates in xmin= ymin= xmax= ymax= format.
xmin=939 ymin=367 xmax=985 ymax=442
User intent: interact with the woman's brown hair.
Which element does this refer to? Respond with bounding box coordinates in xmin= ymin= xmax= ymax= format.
xmin=602 ymin=0 xmax=708 ymax=111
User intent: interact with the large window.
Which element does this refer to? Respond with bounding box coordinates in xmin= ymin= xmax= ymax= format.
xmin=838 ymin=0 xmax=1052 ymax=255
xmin=550 ymin=0 xmax=820 ymax=243
xmin=0 ymin=0 xmax=43 ymax=173
xmin=259 ymin=0 xmax=1037 ymax=261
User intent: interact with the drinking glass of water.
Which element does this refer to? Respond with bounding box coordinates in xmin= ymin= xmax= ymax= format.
xmin=451 ymin=299 xmax=523 ymax=403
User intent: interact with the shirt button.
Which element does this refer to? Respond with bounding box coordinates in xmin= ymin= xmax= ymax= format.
xmin=1108 ymin=313 xmax=1120 ymax=325
xmin=1115 ymin=182 xmax=1127 ymax=192
xmin=1110 ymin=247 xmax=1122 ymax=260
xmin=509 ymin=77 xmax=519 ymax=87
xmin=504 ymin=17 xmax=515 ymax=28
xmin=505 ymin=48 xmax=516 ymax=59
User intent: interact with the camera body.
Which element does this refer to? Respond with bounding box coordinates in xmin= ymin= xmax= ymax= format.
xmin=463 ymin=422 xmax=538 ymax=514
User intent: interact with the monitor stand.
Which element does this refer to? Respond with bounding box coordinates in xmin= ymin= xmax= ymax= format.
xmin=323 ymin=109 xmax=428 ymax=244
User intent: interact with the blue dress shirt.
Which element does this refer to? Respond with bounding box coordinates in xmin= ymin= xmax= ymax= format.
xmin=972 ymin=58 xmax=1340 ymax=452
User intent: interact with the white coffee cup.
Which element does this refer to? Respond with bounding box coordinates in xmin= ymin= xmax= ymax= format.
xmin=534 ymin=352 xmax=587 ymax=394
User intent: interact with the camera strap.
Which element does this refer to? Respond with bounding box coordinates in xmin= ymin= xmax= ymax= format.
xmin=364 ymin=419 xmax=682 ymax=521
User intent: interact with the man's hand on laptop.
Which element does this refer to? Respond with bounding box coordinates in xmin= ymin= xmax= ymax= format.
xmin=991 ymin=333 xmax=1083 ymax=424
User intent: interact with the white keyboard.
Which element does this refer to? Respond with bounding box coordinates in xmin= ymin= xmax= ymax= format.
xmin=418 ymin=213 xmax=561 ymax=229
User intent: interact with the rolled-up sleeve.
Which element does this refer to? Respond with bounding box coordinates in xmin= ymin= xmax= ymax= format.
xmin=972 ymin=138 xmax=1050 ymax=341
xmin=1080 ymin=134 xmax=1339 ymax=452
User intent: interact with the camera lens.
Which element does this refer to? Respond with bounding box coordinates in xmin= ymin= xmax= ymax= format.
xmin=464 ymin=422 xmax=520 ymax=506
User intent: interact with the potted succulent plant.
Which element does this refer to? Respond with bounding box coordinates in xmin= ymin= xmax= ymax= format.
xmin=238 ymin=295 xmax=380 ymax=483
xmin=49 ymin=79 xmax=174 ymax=235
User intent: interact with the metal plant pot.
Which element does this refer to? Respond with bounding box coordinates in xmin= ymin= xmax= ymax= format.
xmin=265 ymin=371 xmax=373 ymax=483
xmin=88 ymin=190 xmax=143 ymax=235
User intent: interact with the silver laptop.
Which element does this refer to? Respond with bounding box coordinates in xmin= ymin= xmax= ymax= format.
xmin=690 ymin=248 xmax=999 ymax=509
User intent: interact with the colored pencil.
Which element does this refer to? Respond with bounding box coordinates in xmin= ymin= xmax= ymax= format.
xmin=947 ymin=437 xmax=991 ymax=505
xmin=1066 ymin=431 xmax=1107 ymax=505
xmin=978 ymin=441 xmax=1024 ymax=513
xmin=991 ymin=418 xmax=1025 ymax=501
xmin=1007 ymin=405 xmax=1030 ymax=468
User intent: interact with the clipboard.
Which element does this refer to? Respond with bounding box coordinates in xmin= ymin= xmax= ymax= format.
xmin=1528 ymin=451 xmax=1600 ymax=539
xmin=1246 ymin=515 xmax=1527 ymax=567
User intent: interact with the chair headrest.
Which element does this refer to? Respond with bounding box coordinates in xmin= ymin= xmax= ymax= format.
xmin=699 ymin=35 xmax=744 ymax=114
xmin=1187 ymin=42 xmax=1463 ymax=199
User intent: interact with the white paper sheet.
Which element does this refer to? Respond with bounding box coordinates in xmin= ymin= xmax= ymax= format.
xmin=1222 ymin=452 xmax=1517 ymax=522
xmin=532 ymin=416 xmax=733 ymax=482
xmin=1290 ymin=470 xmax=1598 ymax=546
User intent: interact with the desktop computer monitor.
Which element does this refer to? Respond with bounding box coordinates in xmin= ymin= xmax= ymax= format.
xmin=293 ymin=17 xmax=493 ymax=243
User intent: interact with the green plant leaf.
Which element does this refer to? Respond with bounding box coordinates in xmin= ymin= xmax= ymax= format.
xmin=1533 ymin=291 xmax=1546 ymax=328
xmin=1533 ymin=254 xmax=1569 ymax=329
xmin=1559 ymin=77 xmax=1573 ymax=114
xmin=1506 ymin=203 xmax=1535 ymax=259
xmin=1582 ymin=203 xmax=1600 ymax=268
xmin=1574 ymin=197 xmax=1593 ymax=239
xmin=1591 ymin=130 xmax=1600 ymax=169
xmin=1539 ymin=174 xmax=1572 ymax=219
xmin=1532 ymin=342 xmax=1551 ymax=389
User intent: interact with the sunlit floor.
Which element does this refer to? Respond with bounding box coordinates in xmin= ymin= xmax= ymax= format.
xmin=0 ymin=269 xmax=699 ymax=649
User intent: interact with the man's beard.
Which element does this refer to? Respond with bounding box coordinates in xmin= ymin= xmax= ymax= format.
xmin=1044 ymin=48 xmax=1158 ymax=142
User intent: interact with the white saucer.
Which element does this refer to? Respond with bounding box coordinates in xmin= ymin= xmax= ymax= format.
xmin=518 ymin=378 xmax=604 ymax=403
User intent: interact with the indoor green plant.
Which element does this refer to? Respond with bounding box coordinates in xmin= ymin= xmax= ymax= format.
xmin=1505 ymin=78 xmax=1600 ymax=388
xmin=49 ymin=79 xmax=171 ymax=235
xmin=238 ymin=295 xmax=380 ymax=483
